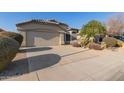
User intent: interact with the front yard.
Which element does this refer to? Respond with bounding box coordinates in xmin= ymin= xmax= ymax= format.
xmin=1 ymin=45 xmax=124 ymax=81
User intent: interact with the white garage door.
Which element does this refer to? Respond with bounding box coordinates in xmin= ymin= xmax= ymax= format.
xmin=27 ymin=31 xmax=59 ymax=46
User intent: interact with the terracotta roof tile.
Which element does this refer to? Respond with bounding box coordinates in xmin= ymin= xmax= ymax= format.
xmin=16 ymin=19 xmax=68 ymax=27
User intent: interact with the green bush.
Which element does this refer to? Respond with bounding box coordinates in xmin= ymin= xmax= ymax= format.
xmin=0 ymin=36 xmax=19 ymax=71
xmin=103 ymin=37 xmax=118 ymax=47
xmin=0 ymin=31 xmax=23 ymax=46
xmin=80 ymin=20 xmax=106 ymax=37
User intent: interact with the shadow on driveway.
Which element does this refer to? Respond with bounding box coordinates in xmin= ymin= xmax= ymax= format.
xmin=0 ymin=54 xmax=61 ymax=80
xmin=19 ymin=47 xmax=52 ymax=53
xmin=0 ymin=48 xmax=90 ymax=80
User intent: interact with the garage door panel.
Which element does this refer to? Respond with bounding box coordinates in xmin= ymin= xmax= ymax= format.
xmin=27 ymin=31 xmax=59 ymax=46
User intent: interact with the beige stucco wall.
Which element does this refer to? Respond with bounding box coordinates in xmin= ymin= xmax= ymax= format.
xmin=19 ymin=31 xmax=26 ymax=46
xmin=59 ymin=33 xmax=65 ymax=45
xmin=17 ymin=23 xmax=64 ymax=32
xmin=17 ymin=23 xmax=66 ymax=46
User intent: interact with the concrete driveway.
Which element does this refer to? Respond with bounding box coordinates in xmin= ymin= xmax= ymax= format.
xmin=2 ymin=45 xmax=124 ymax=81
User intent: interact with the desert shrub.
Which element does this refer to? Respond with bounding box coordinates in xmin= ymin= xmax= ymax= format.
xmin=88 ymin=37 xmax=95 ymax=43
xmin=80 ymin=35 xmax=89 ymax=47
xmin=0 ymin=31 xmax=23 ymax=46
xmin=80 ymin=36 xmax=95 ymax=47
xmin=117 ymin=40 xmax=123 ymax=47
xmin=0 ymin=36 xmax=19 ymax=71
xmin=122 ymin=43 xmax=124 ymax=47
xmin=103 ymin=37 xmax=118 ymax=47
xmin=70 ymin=40 xmax=81 ymax=47
xmin=101 ymin=42 xmax=107 ymax=49
xmin=88 ymin=43 xmax=103 ymax=50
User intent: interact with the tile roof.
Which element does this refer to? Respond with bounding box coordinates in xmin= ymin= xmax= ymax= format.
xmin=68 ymin=28 xmax=79 ymax=31
xmin=16 ymin=19 xmax=68 ymax=27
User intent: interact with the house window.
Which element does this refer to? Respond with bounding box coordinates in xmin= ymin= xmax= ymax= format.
xmin=66 ymin=34 xmax=70 ymax=41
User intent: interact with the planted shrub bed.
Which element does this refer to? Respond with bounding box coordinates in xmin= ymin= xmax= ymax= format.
xmin=88 ymin=43 xmax=103 ymax=50
xmin=0 ymin=36 xmax=19 ymax=71
xmin=103 ymin=37 xmax=123 ymax=47
xmin=0 ymin=31 xmax=23 ymax=71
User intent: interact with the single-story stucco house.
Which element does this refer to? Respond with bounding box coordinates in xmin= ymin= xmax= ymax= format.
xmin=16 ymin=19 xmax=78 ymax=47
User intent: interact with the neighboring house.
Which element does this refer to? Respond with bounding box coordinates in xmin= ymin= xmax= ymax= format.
xmin=68 ymin=28 xmax=78 ymax=41
xmin=16 ymin=19 xmax=78 ymax=47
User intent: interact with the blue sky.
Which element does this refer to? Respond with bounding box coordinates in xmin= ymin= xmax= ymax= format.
xmin=0 ymin=12 xmax=122 ymax=32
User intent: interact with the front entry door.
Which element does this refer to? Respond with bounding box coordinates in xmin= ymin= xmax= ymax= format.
xmin=65 ymin=34 xmax=70 ymax=44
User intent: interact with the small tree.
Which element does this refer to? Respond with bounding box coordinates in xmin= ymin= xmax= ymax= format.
xmin=80 ymin=20 xmax=106 ymax=37
xmin=79 ymin=20 xmax=106 ymax=47
xmin=107 ymin=14 xmax=124 ymax=35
